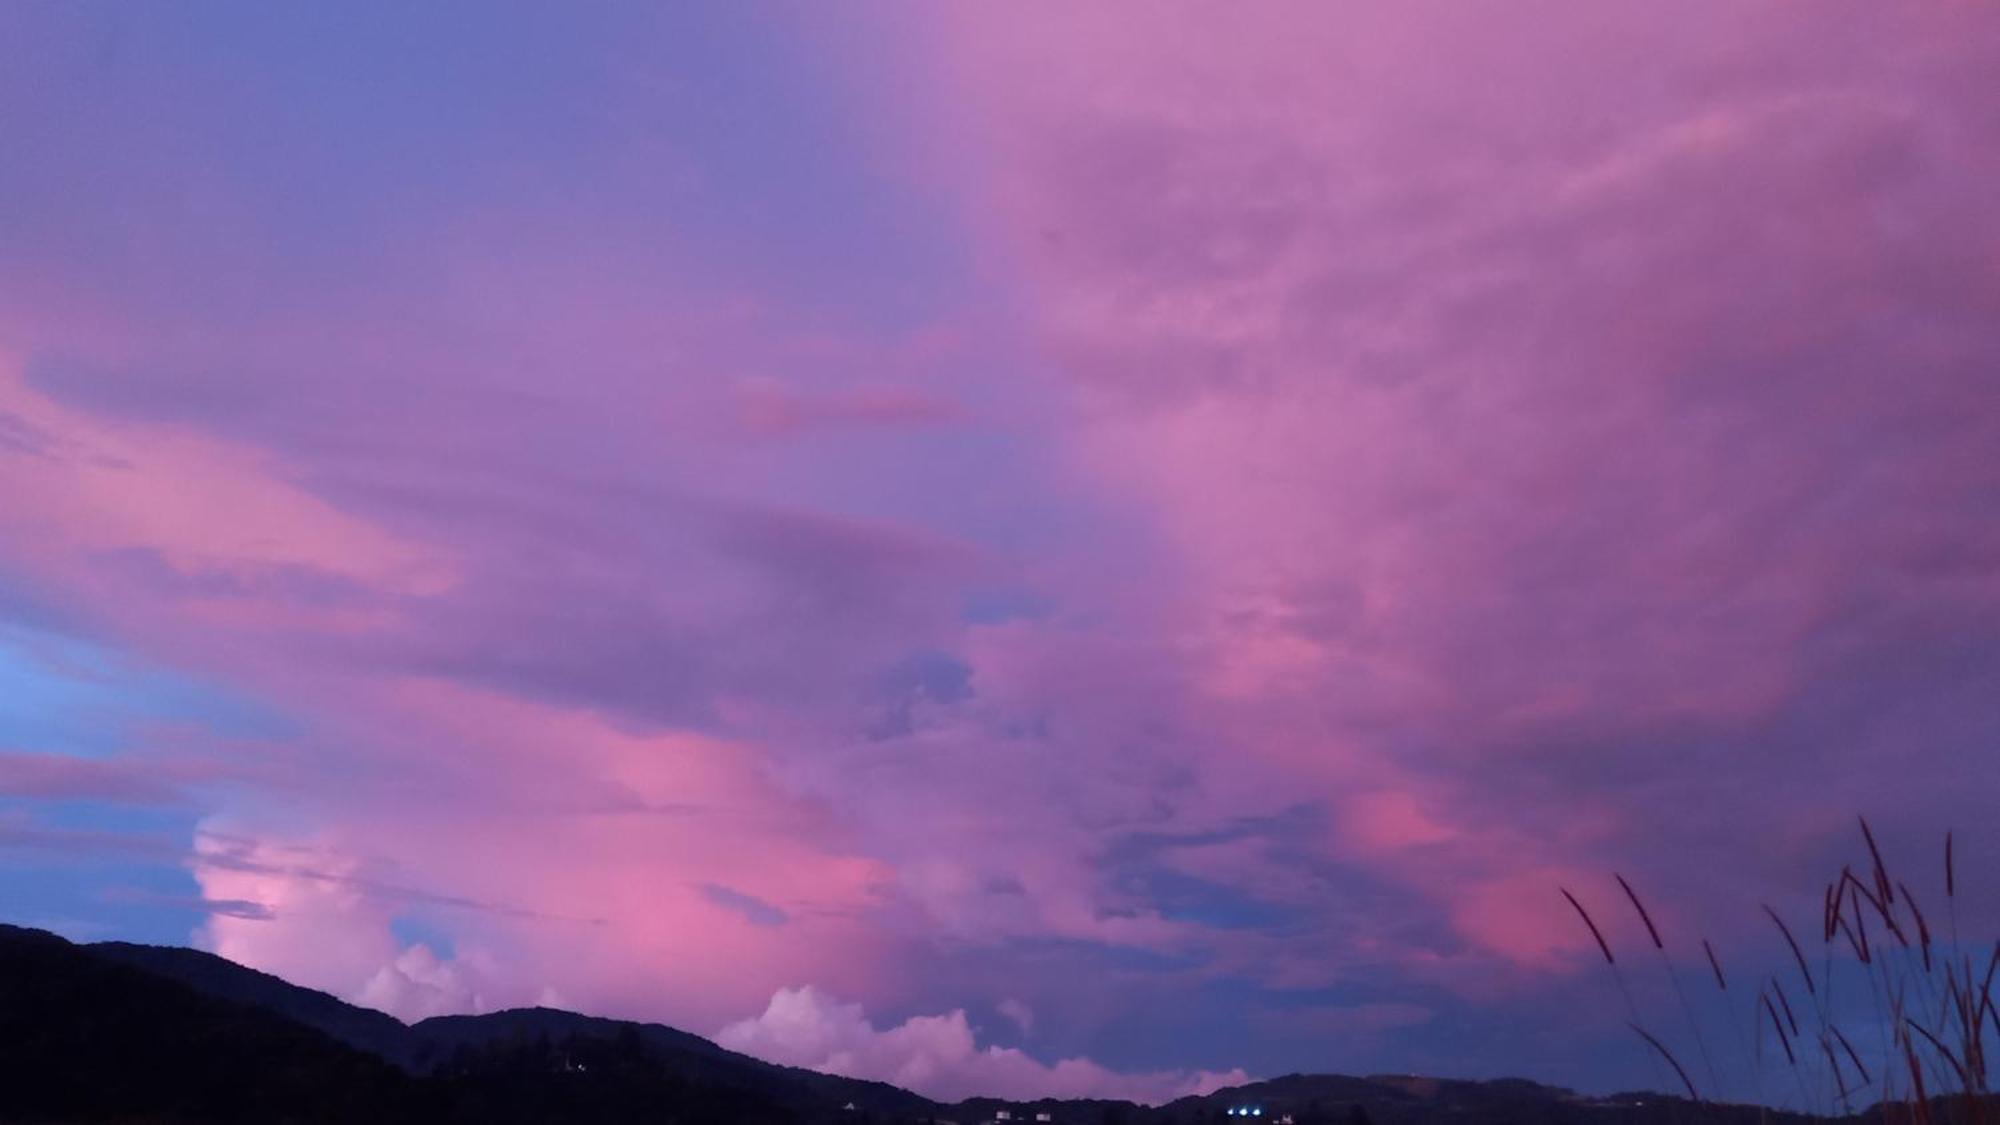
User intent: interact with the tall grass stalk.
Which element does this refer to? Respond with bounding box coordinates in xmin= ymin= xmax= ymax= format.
xmin=1566 ymin=823 xmax=1996 ymax=1125
xmin=1620 ymin=874 xmax=1726 ymax=1102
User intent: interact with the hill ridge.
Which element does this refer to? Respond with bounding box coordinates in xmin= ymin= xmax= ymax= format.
xmin=0 ymin=922 xmax=1818 ymax=1125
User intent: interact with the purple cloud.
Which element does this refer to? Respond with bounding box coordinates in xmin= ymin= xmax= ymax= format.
xmin=0 ymin=0 xmax=1995 ymax=1103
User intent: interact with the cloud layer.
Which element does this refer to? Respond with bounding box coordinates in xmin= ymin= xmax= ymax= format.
xmin=2 ymin=0 xmax=1997 ymax=1102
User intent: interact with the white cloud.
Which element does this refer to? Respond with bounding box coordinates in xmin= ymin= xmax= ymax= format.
xmin=718 ymin=985 xmax=1248 ymax=1104
xmin=356 ymin=942 xmax=491 ymax=1022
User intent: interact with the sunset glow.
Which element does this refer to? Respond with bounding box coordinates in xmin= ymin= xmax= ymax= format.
xmin=2 ymin=1 xmax=1997 ymax=1104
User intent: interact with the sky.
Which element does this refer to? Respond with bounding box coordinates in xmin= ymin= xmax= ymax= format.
xmin=2 ymin=0 xmax=1998 ymax=1107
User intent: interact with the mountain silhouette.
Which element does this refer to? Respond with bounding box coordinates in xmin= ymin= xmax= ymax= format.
xmin=0 ymin=923 xmax=412 ymax=1124
xmin=87 ymin=937 xmax=417 ymax=1066
xmin=1 ymin=922 xmax=1835 ymax=1125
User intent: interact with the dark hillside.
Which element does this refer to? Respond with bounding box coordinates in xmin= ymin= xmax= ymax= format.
xmin=88 ymin=939 xmax=417 ymax=1067
xmin=0 ymin=923 xmax=1918 ymax=1125
xmin=0 ymin=924 xmax=414 ymax=1124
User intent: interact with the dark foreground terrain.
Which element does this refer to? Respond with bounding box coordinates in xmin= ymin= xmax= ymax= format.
xmin=0 ymin=922 xmax=1919 ymax=1125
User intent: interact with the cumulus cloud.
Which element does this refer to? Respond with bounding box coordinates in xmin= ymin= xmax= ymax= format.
xmin=719 ymin=986 xmax=1247 ymax=1104
xmin=357 ymin=943 xmax=499 ymax=1023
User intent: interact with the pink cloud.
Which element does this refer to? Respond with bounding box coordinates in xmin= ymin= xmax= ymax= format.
xmin=929 ymin=0 xmax=2000 ymax=967
xmin=2 ymin=0 xmax=1998 ymax=1098
xmin=0 ymin=750 xmax=191 ymax=805
xmin=189 ymin=682 xmax=902 ymax=1028
xmin=735 ymin=378 xmax=963 ymax=438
